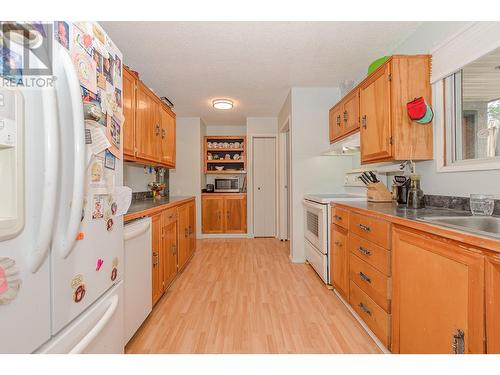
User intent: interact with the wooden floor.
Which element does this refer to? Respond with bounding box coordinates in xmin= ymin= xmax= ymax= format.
xmin=126 ymin=238 xmax=381 ymax=354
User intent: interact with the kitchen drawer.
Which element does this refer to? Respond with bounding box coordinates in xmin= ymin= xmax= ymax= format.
xmin=349 ymin=233 xmax=391 ymax=276
xmin=332 ymin=206 xmax=349 ymax=229
xmin=350 ymin=253 xmax=391 ymax=312
xmin=163 ymin=207 xmax=178 ymax=226
xmin=349 ymin=212 xmax=391 ymax=249
xmin=350 ymin=281 xmax=391 ymax=349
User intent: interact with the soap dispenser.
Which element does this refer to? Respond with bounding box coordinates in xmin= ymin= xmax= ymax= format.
xmin=406 ymin=162 xmax=425 ymax=209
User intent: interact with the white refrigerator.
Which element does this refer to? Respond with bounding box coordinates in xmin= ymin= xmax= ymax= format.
xmin=0 ymin=21 xmax=126 ymax=353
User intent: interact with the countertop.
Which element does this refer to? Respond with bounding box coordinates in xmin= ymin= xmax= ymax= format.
xmin=333 ymin=201 xmax=500 ymax=254
xmin=124 ymin=196 xmax=195 ymax=222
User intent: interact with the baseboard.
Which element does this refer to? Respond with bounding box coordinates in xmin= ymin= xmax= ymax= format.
xmin=332 ymin=289 xmax=390 ymax=354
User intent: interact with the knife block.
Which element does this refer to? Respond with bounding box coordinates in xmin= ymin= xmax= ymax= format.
xmin=367 ymin=182 xmax=393 ymax=203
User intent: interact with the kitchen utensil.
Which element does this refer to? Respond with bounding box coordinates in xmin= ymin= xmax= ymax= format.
xmin=470 ymin=194 xmax=494 ymax=216
xmin=363 ymin=172 xmax=373 ymax=183
xmin=369 ymin=171 xmax=378 ymax=183
xmin=359 ymin=175 xmax=369 ymax=185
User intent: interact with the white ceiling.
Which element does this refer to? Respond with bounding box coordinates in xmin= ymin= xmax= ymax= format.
xmin=101 ymin=21 xmax=422 ymax=125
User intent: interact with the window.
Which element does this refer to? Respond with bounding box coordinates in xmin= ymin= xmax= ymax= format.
xmin=443 ymin=47 xmax=500 ymax=168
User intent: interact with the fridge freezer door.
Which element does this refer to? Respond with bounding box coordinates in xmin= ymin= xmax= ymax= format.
xmin=0 ymin=87 xmax=56 ymax=353
xmin=50 ymin=23 xmax=124 ymax=335
xmin=36 ymin=281 xmax=124 ymax=354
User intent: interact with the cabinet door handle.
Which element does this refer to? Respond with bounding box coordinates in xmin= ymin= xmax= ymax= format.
xmin=358 ymin=223 xmax=371 ymax=232
xmin=361 ymin=115 xmax=367 ymax=129
xmin=336 ymin=114 xmax=341 ymax=127
xmin=334 ymin=241 xmax=342 ymax=247
xmin=171 ymin=245 xmax=177 ymax=255
xmin=155 ymin=124 xmax=160 ymax=136
xmin=358 ymin=246 xmax=371 ymax=256
xmin=184 ymin=227 xmax=188 ymax=238
xmin=359 ymin=271 xmax=371 ymax=283
xmin=334 ymin=215 xmax=342 ymax=221
xmin=152 ymin=251 xmax=158 ymax=266
xmin=227 ymin=211 xmax=230 ymax=221
xmin=358 ymin=302 xmax=372 ymax=316
xmin=452 ymin=329 xmax=465 ymax=354
xmin=161 ymin=129 xmax=166 ymax=139
xmin=343 ymin=110 xmax=348 ymax=122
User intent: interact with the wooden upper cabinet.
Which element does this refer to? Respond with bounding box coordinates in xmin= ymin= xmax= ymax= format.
xmin=136 ymin=81 xmax=161 ymax=163
xmin=486 ymin=257 xmax=500 ymax=353
xmin=360 ymin=63 xmax=392 ymax=163
xmin=202 ymin=195 xmax=224 ymax=234
xmin=122 ymin=67 xmax=137 ymax=160
xmin=329 ymin=105 xmax=343 ymax=142
xmin=329 ymin=55 xmax=432 ymax=163
xmin=392 ymin=226 xmax=485 ymax=354
xmin=224 ymin=195 xmax=247 ymax=234
xmin=342 ymin=89 xmax=360 ymax=134
xmin=160 ymin=105 xmax=176 ymax=167
xmin=331 ymin=224 xmax=349 ymax=300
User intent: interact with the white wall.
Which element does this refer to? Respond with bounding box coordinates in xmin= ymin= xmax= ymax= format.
xmin=246 ymin=117 xmax=279 ymax=236
xmin=392 ymin=21 xmax=500 ymax=198
xmin=288 ymin=88 xmax=355 ymax=262
xmin=169 ymin=117 xmax=204 ymax=237
xmin=206 ymin=125 xmax=246 ymax=136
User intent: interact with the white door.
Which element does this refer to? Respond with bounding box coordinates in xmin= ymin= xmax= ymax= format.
xmin=253 ymin=137 xmax=276 ymax=237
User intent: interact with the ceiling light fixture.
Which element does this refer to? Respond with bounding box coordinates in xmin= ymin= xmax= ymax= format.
xmin=212 ymin=99 xmax=233 ymax=110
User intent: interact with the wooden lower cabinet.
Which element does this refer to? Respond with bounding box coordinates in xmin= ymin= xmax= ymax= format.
xmin=392 ymin=226 xmax=485 ymax=354
xmin=188 ymin=200 xmax=196 ymax=258
xmin=331 ymin=224 xmax=349 ymax=300
xmin=147 ymin=198 xmax=196 ymax=306
xmin=177 ymin=203 xmax=190 ymax=270
xmin=486 ymin=257 xmax=500 ymax=353
xmin=224 ymin=195 xmax=247 ymax=233
xmin=151 ymin=213 xmax=163 ymax=306
xmin=202 ymin=194 xmax=247 ymax=234
xmin=162 ymin=216 xmax=178 ymax=289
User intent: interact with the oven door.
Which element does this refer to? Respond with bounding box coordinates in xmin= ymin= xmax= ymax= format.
xmin=302 ymin=199 xmax=328 ymax=254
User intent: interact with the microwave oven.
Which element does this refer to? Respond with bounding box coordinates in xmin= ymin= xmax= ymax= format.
xmin=214 ymin=178 xmax=240 ymax=193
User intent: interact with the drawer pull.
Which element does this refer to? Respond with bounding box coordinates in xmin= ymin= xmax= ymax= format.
xmin=358 ymin=302 xmax=372 ymax=316
xmin=358 ymin=246 xmax=372 ymax=256
xmin=334 ymin=241 xmax=342 ymax=247
xmin=359 ymin=271 xmax=371 ymax=283
xmin=334 ymin=215 xmax=343 ymax=221
xmin=358 ymin=223 xmax=371 ymax=232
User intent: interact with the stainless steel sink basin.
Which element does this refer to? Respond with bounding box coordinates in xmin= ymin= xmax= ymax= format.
xmin=418 ymin=216 xmax=500 ymax=239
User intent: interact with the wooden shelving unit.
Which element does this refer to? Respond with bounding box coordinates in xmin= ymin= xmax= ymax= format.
xmin=204 ymin=135 xmax=246 ymax=174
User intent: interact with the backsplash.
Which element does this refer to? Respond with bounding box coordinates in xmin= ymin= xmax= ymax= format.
xmin=425 ymin=194 xmax=500 ymax=216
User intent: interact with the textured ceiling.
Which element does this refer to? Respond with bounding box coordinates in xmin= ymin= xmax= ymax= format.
xmin=101 ymin=21 xmax=422 ymax=125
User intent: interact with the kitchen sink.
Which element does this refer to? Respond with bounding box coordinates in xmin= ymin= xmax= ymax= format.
xmin=418 ymin=216 xmax=500 ymax=239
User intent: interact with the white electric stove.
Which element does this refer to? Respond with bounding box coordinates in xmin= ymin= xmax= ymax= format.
xmin=303 ymin=193 xmax=367 ymax=284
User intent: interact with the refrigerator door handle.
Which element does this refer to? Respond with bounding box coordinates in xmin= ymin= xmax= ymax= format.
xmin=29 ymin=87 xmax=60 ymax=273
xmin=54 ymin=45 xmax=86 ymax=260
xmin=69 ymin=294 xmax=119 ymax=354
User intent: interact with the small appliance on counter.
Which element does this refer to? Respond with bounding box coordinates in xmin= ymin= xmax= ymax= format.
xmin=206 ymin=184 xmax=214 ymax=192
xmin=392 ymin=175 xmax=411 ymax=205
xmin=406 ymin=162 xmax=425 ymax=209
xmin=214 ymin=177 xmax=240 ymax=193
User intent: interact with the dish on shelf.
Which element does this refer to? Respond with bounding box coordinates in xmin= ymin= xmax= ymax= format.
xmin=215 ymin=166 xmax=224 ymax=171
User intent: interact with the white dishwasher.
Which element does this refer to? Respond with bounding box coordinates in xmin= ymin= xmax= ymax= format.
xmin=124 ymin=217 xmax=152 ymax=344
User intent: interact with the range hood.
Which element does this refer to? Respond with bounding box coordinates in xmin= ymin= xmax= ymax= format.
xmin=322 ymin=132 xmax=360 ymax=156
